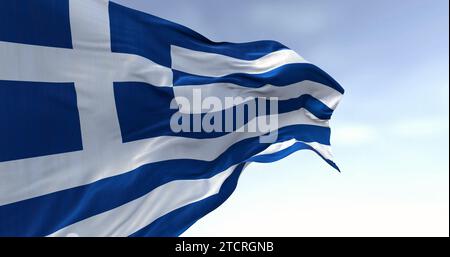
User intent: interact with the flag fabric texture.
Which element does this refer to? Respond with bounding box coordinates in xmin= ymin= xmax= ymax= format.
xmin=0 ymin=0 xmax=344 ymax=236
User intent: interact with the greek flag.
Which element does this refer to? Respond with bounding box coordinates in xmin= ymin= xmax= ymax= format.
xmin=0 ymin=0 xmax=344 ymax=236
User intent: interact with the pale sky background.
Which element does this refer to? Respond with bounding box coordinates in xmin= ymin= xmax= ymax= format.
xmin=114 ymin=0 xmax=449 ymax=236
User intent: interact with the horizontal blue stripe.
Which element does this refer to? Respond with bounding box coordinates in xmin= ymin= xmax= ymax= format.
xmin=109 ymin=2 xmax=287 ymax=67
xmin=114 ymin=82 xmax=333 ymax=142
xmin=0 ymin=124 xmax=331 ymax=236
xmin=129 ymin=163 xmax=245 ymax=237
xmin=0 ymin=0 xmax=72 ymax=48
xmin=174 ymin=63 xmax=345 ymax=95
xmin=0 ymin=80 xmax=83 ymax=162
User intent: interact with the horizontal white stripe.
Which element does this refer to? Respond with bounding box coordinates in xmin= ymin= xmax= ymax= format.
xmin=254 ymin=139 xmax=297 ymax=156
xmin=303 ymin=141 xmax=334 ymax=160
xmin=0 ymin=108 xmax=328 ymax=205
xmin=171 ymin=45 xmax=306 ymax=77
xmin=174 ymin=80 xmax=342 ymax=114
xmin=0 ymin=41 xmax=172 ymax=86
xmin=254 ymin=139 xmax=334 ymax=161
xmin=48 ymin=165 xmax=237 ymax=237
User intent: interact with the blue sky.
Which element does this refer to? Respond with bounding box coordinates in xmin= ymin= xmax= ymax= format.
xmin=115 ymin=0 xmax=449 ymax=236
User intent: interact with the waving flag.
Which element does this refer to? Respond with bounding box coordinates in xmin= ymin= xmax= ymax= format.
xmin=0 ymin=0 xmax=344 ymax=236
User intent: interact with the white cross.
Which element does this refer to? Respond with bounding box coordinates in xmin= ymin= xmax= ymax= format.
xmin=0 ymin=0 xmax=177 ymax=205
